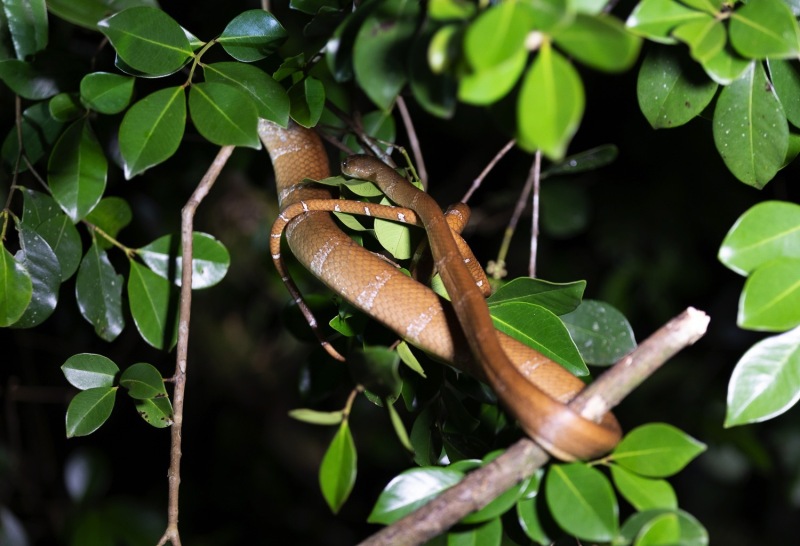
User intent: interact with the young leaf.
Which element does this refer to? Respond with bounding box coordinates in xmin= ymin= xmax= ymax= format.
xmin=76 ymin=241 xmax=125 ymax=341
xmin=458 ymin=47 xmax=527 ymax=105
xmin=217 ymin=9 xmax=287 ymax=62
xmin=463 ymin=1 xmax=533 ymax=70
xmin=0 ymin=245 xmax=33 ymax=327
xmin=47 ymin=119 xmax=107 ymax=222
xmin=4 ymin=0 xmax=49 ymax=59
xmin=545 ymin=463 xmax=618 ymax=542
xmin=49 ymin=93 xmax=83 ymax=121
xmin=712 ymin=61 xmax=788 ymax=188
xmin=120 ymin=362 xmax=168 ymax=399
xmin=625 ymin=0 xmax=704 ymax=44
xmin=98 ymin=6 xmax=193 ymax=76
xmin=553 ymin=13 xmax=641 ymax=72
xmin=319 ymin=421 xmax=357 ymax=513
xmin=188 ymin=82 xmax=260 ymax=148
xmin=561 ymin=300 xmax=637 ymax=366
xmin=729 ymin=0 xmax=800 ymax=59
xmin=118 ymin=86 xmax=186 ymax=178
xmin=700 ymin=40 xmax=752 ymax=86
xmin=80 ymin=72 xmax=135 ymax=114
xmin=288 ymin=408 xmax=344 ymax=426
xmin=609 ymin=464 xmax=677 ymax=511
xmin=738 ymin=258 xmax=800 ymax=331
xmin=725 ymin=326 xmax=800 ymax=427
xmin=202 ymin=62 xmax=289 ymax=126
xmin=137 ymin=232 xmax=230 ymax=289
xmin=127 ymin=259 xmax=179 ymax=350
xmin=672 ymin=14 xmax=726 ymax=64
xmin=11 ymin=223 xmax=61 ymax=328
xmin=487 ymin=277 xmax=586 ymax=316
xmin=65 ymin=387 xmax=117 ymax=437
xmin=612 ymin=423 xmax=706 ymax=477
xmin=133 ymin=397 xmax=173 ymax=428
xmin=368 ymin=467 xmax=464 ymax=524
xmin=61 ymin=353 xmax=120 ymax=390
xmin=618 ymin=509 xmax=708 ymax=546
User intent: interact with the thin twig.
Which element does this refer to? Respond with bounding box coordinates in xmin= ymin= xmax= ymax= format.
xmin=528 ymin=150 xmax=541 ymax=278
xmin=460 ymin=139 xmax=515 ymax=204
xmin=157 ymin=145 xmax=234 ymax=546
xmin=357 ymin=307 xmax=710 ymax=546
xmin=396 ymin=96 xmax=427 ymax=189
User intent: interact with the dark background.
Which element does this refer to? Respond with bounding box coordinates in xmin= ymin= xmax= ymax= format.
xmin=3 ymin=0 xmax=800 ymax=544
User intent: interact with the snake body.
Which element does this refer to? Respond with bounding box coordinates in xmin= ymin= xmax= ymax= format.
xmin=258 ymin=120 xmax=620 ymax=460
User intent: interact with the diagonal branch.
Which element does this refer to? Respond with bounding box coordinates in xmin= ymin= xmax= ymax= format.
xmin=358 ymin=307 xmax=710 ymax=546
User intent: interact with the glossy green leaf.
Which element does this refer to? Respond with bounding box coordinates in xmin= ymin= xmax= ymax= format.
xmin=11 ymin=223 xmax=61 ymax=328
xmin=127 ymin=259 xmax=179 ymax=350
xmin=85 ymin=197 xmax=133 ymax=250
xmin=397 ymin=341 xmax=426 ymax=377
xmin=490 ymin=301 xmax=587 ymax=376
xmin=21 ymin=188 xmax=82 ymax=279
xmin=3 ymin=0 xmax=48 ymax=59
xmin=319 ymin=421 xmax=357 ymax=513
xmin=374 ymin=215 xmax=413 ymax=260
xmin=368 ymin=466 xmax=464 ymax=524
xmin=0 ymin=245 xmax=32 ymax=326
xmin=672 ymin=13 xmax=726 ymax=64
xmin=288 ymin=408 xmax=344 ymax=426
xmin=729 ymin=0 xmax=800 ymax=59
xmin=120 ymin=362 xmax=167 ymax=399
xmin=625 ymin=0 xmax=705 ymax=44
xmin=137 ymin=231 xmax=230 ymax=289
xmin=447 ymin=518 xmax=502 ymax=546
xmin=553 ymin=14 xmax=641 ymax=72
xmin=517 ymin=495 xmax=550 ymax=544
xmin=348 ymin=346 xmax=402 ymax=399
xmin=61 ymin=353 xmax=119 ymax=390
xmin=543 ymin=144 xmax=618 ymax=177
xmin=561 ymin=300 xmax=636 ymax=366
xmin=409 ymin=405 xmax=437 ymax=466
xmin=2 ymin=102 xmax=63 ymax=169
xmin=49 ymin=93 xmax=83 ymax=121
xmin=725 ymin=325 xmax=800 ymax=426
xmin=700 ymin=41 xmax=752 ymax=85
xmin=47 ymin=0 xmax=159 ymax=30
xmin=119 ymin=86 xmax=186 ymax=178
xmin=738 ymin=258 xmax=800 ymax=331
xmin=637 ymin=46 xmax=718 ymax=129
xmin=0 ymin=59 xmax=58 ymax=99
xmin=189 ymin=82 xmax=260 ymax=148
xmin=464 ymin=1 xmax=533 ymax=70
xmin=488 ymin=277 xmax=585 ymax=316
xmin=217 ymin=9 xmax=287 ymax=62
xmin=409 ymin=23 xmax=457 ymax=118
xmin=545 ymin=463 xmax=617 ymax=542
xmin=428 ymin=0 xmax=475 ymax=21
xmin=203 ymin=62 xmax=289 ymax=126
xmin=679 ymin=0 xmax=724 ymax=13
xmin=288 ymin=76 xmax=325 ymax=128
xmin=461 ymin=474 xmax=533 ymax=524
xmin=517 ymin=42 xmax=584 ymax=159
xmin=718 ymin=201 xmax=800 ymax=275
xmin=80 ymin=72 xmax=135 ymax=114
xmin=76 ymin=241 xmax=125 ymax=341
xmin=352 ymin=0 xmax=419 ymax=109
xmin=132 ymin=396 xmax=173 ymax=428
xmin=712 ymin=62 xmax=788 ymax=188
xmin=609 ymin=464 xmax=677 ymax=511
xmin=325 ymin=0 xmax=379 ymax=82
xmin=458 ymin=47 xmax=527 ymax=105
xmin=98 ymin=7 xmax=192 ymax=76
xmin=613 ymin=423 xmax=706 ymax=477
xmin=387 ymin=400 xmax=413 ymax=451
xmin=619 ymin=509 xmax=708 ymax=546
xmin=47 ymin=119 xmax=107 ymax=222
xmin=768 ymin=59 xmax=800 ymax=129
xmin=65 ymin=387 xmax=117 ymax=437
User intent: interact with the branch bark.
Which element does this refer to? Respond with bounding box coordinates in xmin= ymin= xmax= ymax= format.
xmin=358 ymin=307 xmax=710 ymax=546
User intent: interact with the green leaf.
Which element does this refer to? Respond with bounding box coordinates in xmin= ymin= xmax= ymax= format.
xmin=120 ymin=362 xmax=168 ymax=399
xmin=325 ymin=0 xmax=379 ymax=82
xmin=609 ymin=464 xmax=677 ymax=511
xmin=65 ymin=387 xmax=117 ymax=437
xmin=612 ymin=423 xmax=706 ymax=477
xmin=725 ymin=326 xmax=800 ymax=427
xmin=319 ymin=421 xmax=357 ymax=513
xmin=348 ymin=346 xmax=402 ymax=400
xmin=409 ymin=23 xmax=457 ymax=118
xmin=80 ymin=72 xmax=135 ymax=114
xmin=461 ymin=473 xmax=533 ymax=524
xmin=11 ymin=223 xmax=61 ymax=328
xmin=671 ymin=14 xmax=726 ymax=64
xmin=0 ymin=59 xmax=59 ymax=99
xmin=739 ymin=258 xmax=800 ymax=331
xmin=85 ymin=197 xmax=133 ymax=250
xmin=288 ymin=76 xmax=325 ymax=128
xmin=387 ymin=400 xmax=413 ymax=452
xmin=618 ymin=509 xmax=708 ymax=546
xmin=47 ymin=0 xmax=159 ymax=30
xmin=47 ymin=119 xmax=107 ymax=222
xmin=700 ymin=41 xmax=752 ymax=86
xmin=127 ymin=259 xmax=179 ymax=350
xmin=447 ymin=518 xmax=502 ymax=545
xmin=553 ymin=14 xmax=641 ymax=72
xmin=768 ymin=59 xmax=800 ymax=129
xmin=98 ymin=6 xmax=193 ymax=76
xmin=21 ymin=188 xmax=82 ymax=280
xmin=137 ymin=232 xmax=230 ymax=289
xmin=288 ymin=408 xmax=344 ymax=426
xmin=48 ymin=93 xmax=84 ymax=122
xmin=517 ymin=495 xmax=550 ymax=544
xmin=729 ymin=0 xmax=800 ymax=59
xmin=410 ymin=405 xmax=437 ymax=466
xmin=517 ymin=41 xmax=584 ymax=160
xmin=374 ymin=215 xmax=413 ymax=260
xmin=712 ymin=61 xmax=788 ymax=188
xmin=625 ymin=0 xmax=705 ymax=43
xmin=119 ymin=86 xmax=186 ymax=178
xmin=188 ymin=82 xmax=260 ymax=148
xmin=464 ymin=1 xmax=533 ymax=70
xmin=718 ymin=201 xmax=800 ymax=275
xmin=490 ymin=301 xmax=588 ymax=377
xmin=545 ymin=463 xmax=617 ymax=542
xmin=561 ymin=300 xmax=636 ymax=366
xmin=203 ymin=62 xmax=289 ymax=126
xmin=61 ymin=353 xmax=119 ymax=390
xmin=542 ymin=144 xmax=618 ymax=177
xmin=76 ymin=241 xmax=125 ymax=341
xmin=397 ymin=340 xmax=426 ymax=377
xmin=353 ymin=0 xmax=420 ymax=109
xmin=0 ymin=243 xmax=33 ymax=327
xmin=636 ymin=46 xmax=718 ymax=129
xmin=2 ymin=102 xmax=63 ymax=169
xmin=368 ymin=466 xmax=464 ymax=524
xmin=3 ymin=0 xmax=48 ymax=59
xmin=132 ymin=396 xmax=173 ymax=428
xmin=428 ymin=0 xmax=476 ymax=21
xmin=487 ymin=277 xmax=586 ymax=316
xmin=217 ymin=9 xmax=287 ymax=62
xmin=458 ymin=47 xmax=527 ymax=105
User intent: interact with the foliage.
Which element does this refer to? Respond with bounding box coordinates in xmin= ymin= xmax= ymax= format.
xmin=1 ymin=0 xmax=800 ymax=544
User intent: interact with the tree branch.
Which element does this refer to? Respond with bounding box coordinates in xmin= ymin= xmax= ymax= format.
xmin=358 ymin=307 xmax=710 ymax=546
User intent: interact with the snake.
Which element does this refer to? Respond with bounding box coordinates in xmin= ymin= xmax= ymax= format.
xmin=258 ymin=119 xmax=621 ymax=461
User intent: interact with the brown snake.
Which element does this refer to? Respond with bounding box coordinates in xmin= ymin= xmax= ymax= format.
xmin=258 ymin=119 xmax=621 ymax=461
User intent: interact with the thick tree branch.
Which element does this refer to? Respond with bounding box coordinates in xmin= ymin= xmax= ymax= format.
xmin=358 ymin=307 xmax=710 ymax=546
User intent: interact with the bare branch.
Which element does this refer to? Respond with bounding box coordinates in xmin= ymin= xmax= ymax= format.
xmin=461 ymin=139 xmax=515 ymax=204
xmin=396 ymin=96 xmax=427 ymax=189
